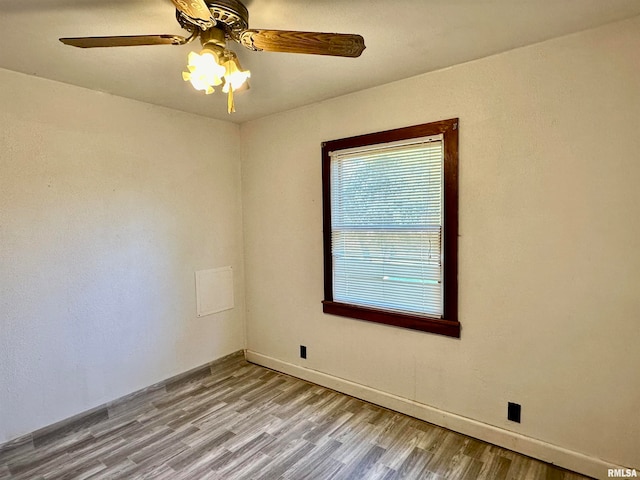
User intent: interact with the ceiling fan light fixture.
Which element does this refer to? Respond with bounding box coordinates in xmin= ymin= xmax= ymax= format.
xmin=183 ymin=44 xmax=250 ymax=112
xmin=182 ymin=48 xmax=226 ymax=94
xmin=221 ymin=53 xmax=250 ymax=114
xmin=222 ymin=53 xmax=250 ymax=93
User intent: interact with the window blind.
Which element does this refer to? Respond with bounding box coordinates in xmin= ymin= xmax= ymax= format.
xmin=330 ymin=135 xmax=444 ymax=317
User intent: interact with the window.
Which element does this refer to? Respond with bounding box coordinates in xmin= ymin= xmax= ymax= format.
xmin=321 ymin=119 xmax=459 ymax=337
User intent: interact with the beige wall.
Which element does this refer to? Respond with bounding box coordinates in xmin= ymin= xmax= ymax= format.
xmin=0 ymin=69 xmax=245 ymax=442
xmin=241 ymin=16 xmax=640 ymax=472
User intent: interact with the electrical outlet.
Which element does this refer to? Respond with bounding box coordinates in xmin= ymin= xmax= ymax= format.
xmin=508 ymin=402 xmax=521 ymax=423
xmin=300 ymin=345 xmax=307 ymax=359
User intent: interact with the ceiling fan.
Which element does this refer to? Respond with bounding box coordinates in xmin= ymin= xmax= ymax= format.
xmin=60 ymin=0 xmax=366 ymax=113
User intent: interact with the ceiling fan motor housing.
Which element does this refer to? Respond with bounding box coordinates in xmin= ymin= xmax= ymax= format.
xmin=176 ymin=0 xmax=249 ymax=39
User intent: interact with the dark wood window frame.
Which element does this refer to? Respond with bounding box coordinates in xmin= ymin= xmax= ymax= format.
xmin=321 ymin=118 xmax=460 ymax=338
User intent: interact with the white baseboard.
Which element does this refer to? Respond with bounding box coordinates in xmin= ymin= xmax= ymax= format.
xmin=246 ymin=350 xmax=620 ymax=480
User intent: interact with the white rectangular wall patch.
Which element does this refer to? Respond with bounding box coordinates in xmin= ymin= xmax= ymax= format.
xmin=195 ymin=266 xmax=234 ymax=317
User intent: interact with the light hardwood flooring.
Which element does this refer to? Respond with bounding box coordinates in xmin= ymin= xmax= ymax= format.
xmin=0 ymin=353 xmax=591 ymax=480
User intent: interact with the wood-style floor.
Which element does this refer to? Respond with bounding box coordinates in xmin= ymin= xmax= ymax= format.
xmin=0 ymin=353 xmax=590 ymax=480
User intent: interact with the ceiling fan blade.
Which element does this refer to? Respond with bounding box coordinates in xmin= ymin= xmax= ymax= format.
xmin=59 ymin=35 xmax=189 ymax=48
xmin=170 ymin=0 xmax=212 ymax=21
xmin=239 ymin=30 xmax=365 ymax=58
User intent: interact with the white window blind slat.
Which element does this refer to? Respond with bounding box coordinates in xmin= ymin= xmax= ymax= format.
xmin=330 ymin=136 xmax=444 ymax=318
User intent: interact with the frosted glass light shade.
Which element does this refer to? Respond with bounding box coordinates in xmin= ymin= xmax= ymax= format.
xmin=182 ymin=50 xmax=225 ymax=94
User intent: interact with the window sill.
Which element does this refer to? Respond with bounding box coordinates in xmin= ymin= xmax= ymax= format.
xmin=322 ymin=301 xmax=460 ymax=338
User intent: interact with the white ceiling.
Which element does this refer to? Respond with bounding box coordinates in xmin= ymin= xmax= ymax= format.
xmin=1 ymin=1 xmax=639 ymax=123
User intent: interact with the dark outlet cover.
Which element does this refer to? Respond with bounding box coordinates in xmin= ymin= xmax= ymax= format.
xmin=508 ymin=402 xmax=521 ymax=423
xmin=300 ymin=345 xmax=307 ymax=359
